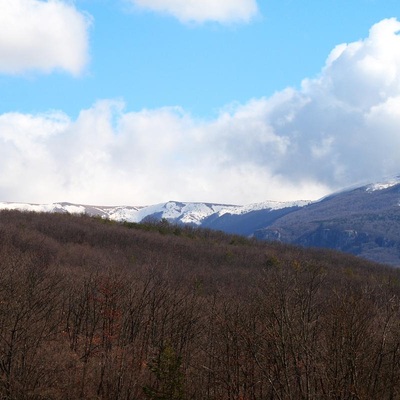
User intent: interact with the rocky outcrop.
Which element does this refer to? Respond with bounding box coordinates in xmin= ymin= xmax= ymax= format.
xmin=295 ymin=227 xmax=370 ymax=254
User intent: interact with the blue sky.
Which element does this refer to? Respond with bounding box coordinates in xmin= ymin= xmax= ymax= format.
xmin=1 ymin=0 xmax=400 ymax=205
xmin=3 ymin=0 xmax=399 ymax=117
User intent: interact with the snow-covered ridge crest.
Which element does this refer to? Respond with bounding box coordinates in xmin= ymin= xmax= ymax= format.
xmin=0 ymin=199 xmax=311 ymax=225
xmin=220 ymin=200 xmax=312 ymax=216
xmin=0 ymin=202 xmax=87 ymax=214
xmin=366 ymin=175 xmax=400 ymax=192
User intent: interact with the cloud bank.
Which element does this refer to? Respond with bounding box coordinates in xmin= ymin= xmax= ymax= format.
xmin=0 ymin=0 xmax=91 ymax=75
xmin=1 ymin=18 xmax=400 ymax=205
xmin=130 ymin=0 xmax=259 ymax=24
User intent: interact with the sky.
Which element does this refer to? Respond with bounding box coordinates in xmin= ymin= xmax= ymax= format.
xmin=1 ymin=0 xmax=400 ymax=206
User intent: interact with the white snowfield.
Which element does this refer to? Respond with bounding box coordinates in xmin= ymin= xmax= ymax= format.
xmin=0 ymin=199 xmax=311 ymax=225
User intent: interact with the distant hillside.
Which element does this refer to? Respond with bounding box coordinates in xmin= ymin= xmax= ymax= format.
xmin=1 ymin=210 xmax=400 ymax=398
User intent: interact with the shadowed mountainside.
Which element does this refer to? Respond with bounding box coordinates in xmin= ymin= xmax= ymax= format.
xmin=256 ymin=182 xmax=400 ymax=265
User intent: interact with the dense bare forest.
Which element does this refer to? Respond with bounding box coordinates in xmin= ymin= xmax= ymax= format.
xmin=1 ymin=210 xmax=400 ymax=399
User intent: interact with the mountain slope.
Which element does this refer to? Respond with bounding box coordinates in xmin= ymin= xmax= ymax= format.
xmin=255 ymin=177 xmax=400 ymax=265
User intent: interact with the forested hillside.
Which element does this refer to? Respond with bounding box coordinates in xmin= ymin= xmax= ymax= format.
xmin=1 ymin=210 xmax=400 ymax=399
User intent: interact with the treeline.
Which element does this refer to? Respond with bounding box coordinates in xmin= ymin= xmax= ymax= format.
xmin=1 ymin=210 xmax=400 ymax=399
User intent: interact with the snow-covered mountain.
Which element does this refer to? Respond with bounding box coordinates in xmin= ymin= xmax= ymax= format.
xmin=0 ymin=199 xmax=310 ymax=226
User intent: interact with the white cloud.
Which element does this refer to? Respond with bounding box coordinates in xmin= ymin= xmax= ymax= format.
xmin=308 ymin=18 xmax=400 ymax=110
xmin=130 ymin=0 xmax=259 ymax=24
xmin=0 ymin=0 xmax=91 ymax=75
xmin=1 ymin=19 xmax=400 ymax=205
xmin=0 ymin=100 xmax=326 ymax=205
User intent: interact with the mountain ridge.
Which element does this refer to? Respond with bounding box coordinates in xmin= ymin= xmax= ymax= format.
xmin=0 ymin=199 xmax=311 ymax=225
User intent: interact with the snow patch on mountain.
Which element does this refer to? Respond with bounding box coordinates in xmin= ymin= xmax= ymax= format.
xmin=101 ymin=206 xmax=143 ymax=221
xmin=218 ymin=200 xmax=312 ymax=216
xmin=366 ymin=176 xmax=400 ymax=192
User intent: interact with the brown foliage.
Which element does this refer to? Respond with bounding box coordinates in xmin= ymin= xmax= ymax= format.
xmin=0 ymin=210 xmax=400 ymax=399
